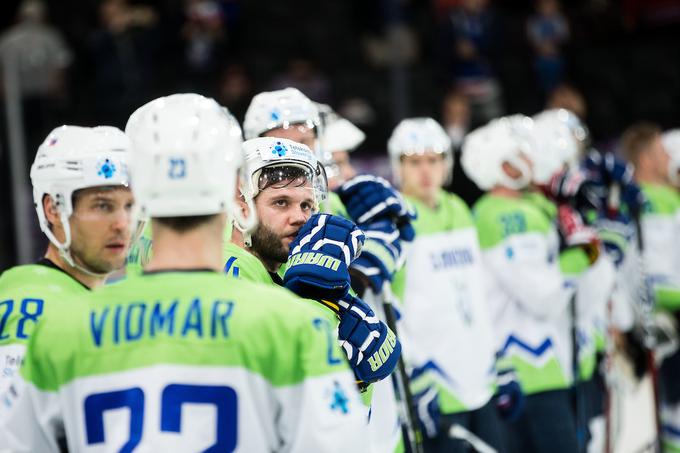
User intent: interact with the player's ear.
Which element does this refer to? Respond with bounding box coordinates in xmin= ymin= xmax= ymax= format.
xmin=43 ymin=195 xmax=63 ymax=229
xmin=235 ymin=192 xmax=250 ymax=218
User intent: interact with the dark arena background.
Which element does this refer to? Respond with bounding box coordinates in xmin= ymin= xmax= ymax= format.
xmin=1 ymin=0 xmax=679 ymax=267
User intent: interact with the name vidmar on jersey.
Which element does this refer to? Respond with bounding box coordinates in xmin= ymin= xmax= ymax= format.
xmin=1 ymin=271 xmax=367 ymax=452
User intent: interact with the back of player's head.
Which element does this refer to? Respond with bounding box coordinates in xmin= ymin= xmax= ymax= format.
xmin=388 ymin=117 xmax=453 ymax=185
xmin=243 ymin=87 xmax=319 ymax=140
xmin=530 ymin=110 xmax=580 ymax=184
xmin=125 ymin=93 xmax=255 ymax=233
xmin=461 ymin=118 xmax=533 ymax=191
xmin=620 ymin=121 xmax=662 ymax=167
xmin=31 ymin=125 xmax=130 ymax=261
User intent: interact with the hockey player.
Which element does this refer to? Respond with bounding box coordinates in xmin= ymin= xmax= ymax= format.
xmin=242 ymin=89 xmax=414 ymax=452
xmin=0 ymin=93 xmax=369 ymax=452
xmin=462 ymin=119 xmax=601 ymax=453
xmin=0 ymin=125 xmax=133 ymax=394
xmin=226 ymin=136 xmax=400 ymax=387
xmin=620 ymin=122 xmax=680 ymax=452
xmin=533 ymin=109 xmax=628 ymax=451
xmin=388 ymin=117 xmax=523 ymax=452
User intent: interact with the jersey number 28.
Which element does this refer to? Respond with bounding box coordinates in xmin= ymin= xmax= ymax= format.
xmin=84 ymin=384 xmax=237 ymax=453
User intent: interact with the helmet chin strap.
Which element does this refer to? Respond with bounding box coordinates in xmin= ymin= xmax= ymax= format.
xmin=232 ymin=219 xmax=253 ymax=248
xmin=47 ymin=210 xmax=110 ymax=280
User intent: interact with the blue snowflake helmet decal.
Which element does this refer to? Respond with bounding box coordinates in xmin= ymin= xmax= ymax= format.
xmin=270 ymin=141 xmax=288 ymax=157
xmin=97 ymin=158 xmax=116 ymax=179
xmin=269 ymin=108 xmax=281 ymax=122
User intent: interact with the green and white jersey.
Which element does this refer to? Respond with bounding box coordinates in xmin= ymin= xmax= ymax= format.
xmin=321 ymin=191 xmax=349 ymax=218
xmin=126 ymin=222 xmax=234 ymax=277
xmin=222 ymin=241 xmax=275 ymax=284
xmin=640 ymin=183 xmax=680 ymax=312
xmin=125 ymin=223 xmax=153 ymax=276
xmin=0 ymin=271 xmax=367 ymax=452
xmin=392 ymin=190 xmax=497 ymax=414
xmin=324 ymin=191 xmax=402 ymax=453
xmin=0 ymin=262 xmax=89 ymax=394
xmin=473 ymin=192 xmax=599 ymax=394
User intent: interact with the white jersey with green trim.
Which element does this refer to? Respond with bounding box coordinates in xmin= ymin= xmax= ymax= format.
xmin=0 ymin=271 xmax=368 ymax=452
xmin=473 ymin=192 xmax=611 ymax=394
xmin=393 ymin=191 xmax=497 ymax=414
xmin=640 ymin=183 xmax=680 ymax=312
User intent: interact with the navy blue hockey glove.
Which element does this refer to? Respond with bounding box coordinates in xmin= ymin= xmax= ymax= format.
xmin=336 ymin=174 xmax=417 ymax=241
xmin=581 ymin=150 xmax=645 ymax=219
xmin=337 ymin=294 xmax=401 ymax=383
xmin=413 ymin=386 xmax=440 ymax=439
xmin=495 ymin=368 xmax=525 ymax=421
xmin=284 ymin=214 xmax=365 ymax=303
xmin=350 ymin=219 xmax=404 ymax=293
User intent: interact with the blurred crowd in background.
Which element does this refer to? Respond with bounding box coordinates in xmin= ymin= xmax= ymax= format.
xmin=1 ymin=0 xmax=680 ymax=269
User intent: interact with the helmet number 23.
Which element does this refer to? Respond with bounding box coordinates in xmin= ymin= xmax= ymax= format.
xmin=84 ymin=384 xmax=238 ymax=452
xmin=168 ymin=158 xmax=187 ymax=179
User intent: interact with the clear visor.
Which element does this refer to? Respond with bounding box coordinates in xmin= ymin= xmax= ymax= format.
xmin=256 ymin=163 xmax=328 ymax=209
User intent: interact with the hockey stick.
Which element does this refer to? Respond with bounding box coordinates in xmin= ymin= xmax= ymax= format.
xmin=381 ymin=282 xmax=425 ymax=453
xmin=604 ymin=183 xmax=621 ymax=453
xmin=632 ymin=204 xmax=662 ymax=452
xmin=449 ymin=424 xmax=498 ymax=453
xmin=571 ymin=291 xmax=587 ymax=453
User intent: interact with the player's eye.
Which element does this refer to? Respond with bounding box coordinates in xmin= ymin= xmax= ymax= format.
xmin=300 ymin=201 xmax=313 ymax=212
xmin=94 ymin=201 xmax=114 ymax=212
xmin=273 ymin=199 xmax=288 ymax=208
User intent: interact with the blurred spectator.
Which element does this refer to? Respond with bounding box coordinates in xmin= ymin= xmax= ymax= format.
xmin=527 ymin=0 xmax=570 ymax=94
xmin=0 ymin=0 xmax=73 ymax=159
xmin=181 ymin=0 xmax=225 ymax=88
xmin=89 ymin=0 xmax=159 ymax=126
xmin=268 ymin=58 xmax=332 ymax=103
xmin=446 ymin=0 xmax=503 ymax=124
xmin=546 ymin=83 xmax=587 ymax=119
xmin=0 ymin=1 xmax=72 ymax=99
xmin=441 ymin=89 xmax=471 ymax=149
xmin=216 ymin=62 xmax=252 ymax=121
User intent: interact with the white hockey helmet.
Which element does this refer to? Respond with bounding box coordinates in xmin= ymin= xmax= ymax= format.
xmin=461 ymin=119 xmax=533 ymax=191
xmin=662 ymin=129 xmax=680 ymax=186
xmin=534 ymin=108 xmax=588 ymax=153
xmin=125 ymin=93 xmax=255 ymax=231
xmin=243 ymin=87 xmax=320 ymax=140
xmin=388 ymin=117 xmax=453 ymax=184
xmin=239 ymin=137 xmax=327 ymax=246
xmin=241 ymin=136 xmax=327 ymax=205
xmin=31 ymin=125 xmax=130 ymax=267
xmin=529 ymin=110 xmax=580 ymax=184
xmin=316 ymin=103 xmax=366 ymax=153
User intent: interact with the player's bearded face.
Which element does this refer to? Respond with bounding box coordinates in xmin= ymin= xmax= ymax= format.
xmin=253 ymin=182 xmax=316 ymax=264
xmin=68 ymin=187 xmax=134 ymax=273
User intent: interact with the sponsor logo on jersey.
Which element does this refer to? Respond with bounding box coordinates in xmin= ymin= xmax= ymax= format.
xmin=329 ymin=381 xmax=350 ymax=414
xmin=430 ymin=247 xmax=473 ymax=270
